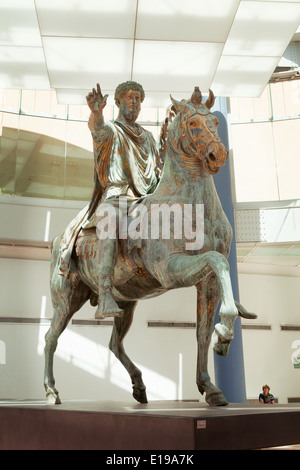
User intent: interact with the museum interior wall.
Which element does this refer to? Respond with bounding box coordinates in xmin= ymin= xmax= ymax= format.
xmin=1 ymin=72 xmax=300 ymax=404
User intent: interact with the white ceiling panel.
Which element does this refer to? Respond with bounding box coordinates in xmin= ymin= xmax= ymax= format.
xmin=56 ymin=88 xmax=194 ymax=108
xmin=0 ymin=45 xmax=50 ymax=89
xmin=42 ymin=37 xmax=134 ymax=90
xmin=136 ymin=0 xmax=240 ymax=42
xmin=223 ymin=1 xmax=300 ymax=57
xmin=0 ymin=0 xmax=42 ymax=47
xmin=35 ymin=0 xmax=137 ymax=38
xmin=132 ymin=41 xmax=223 ymax=92
xmin=211 ymin=55 xmax=280 ymax=97
xmin=142 ymin=91 xmax=192 ymax=108
xmin=56 ymin=88 xmax=115 ymax=106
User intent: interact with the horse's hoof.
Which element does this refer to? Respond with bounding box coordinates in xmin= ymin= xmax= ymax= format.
xmin=211 ymin=330 xmax=231 ymax=356
xmin=133 ymin=387 xmax=148 ymax=404
xmin=214 ymin=322 xmax=233 ymax=341
xmin=46 ymin=388 xmax=61 ymax=405
xmin=213 ymin=342 xmax=231 ymax=356
xmin=206 ymin=389 xmax=228 ymax=407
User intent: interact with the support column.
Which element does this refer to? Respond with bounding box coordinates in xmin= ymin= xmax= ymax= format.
xmin=212 ymin=97 xmax=247 ymax=403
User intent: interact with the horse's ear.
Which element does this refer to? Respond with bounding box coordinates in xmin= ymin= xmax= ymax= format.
xmin=205 ymin=89 xmax=215 ymax=110
xmin=170 ymin=95 xmax=189 ymax=115
xmin=170 ymin=95 xmax=180 ymax=114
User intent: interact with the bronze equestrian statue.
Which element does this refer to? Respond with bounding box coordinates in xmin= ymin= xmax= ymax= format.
xmin=44 ymin=82 xmax=256 ymax=407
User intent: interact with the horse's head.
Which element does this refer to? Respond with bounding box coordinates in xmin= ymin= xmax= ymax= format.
xmin=168 ymin=88 xmax=228 ymax=175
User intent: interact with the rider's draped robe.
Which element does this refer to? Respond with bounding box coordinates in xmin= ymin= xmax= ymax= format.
xmin=58 ymin=115 xmax=161 ymax=278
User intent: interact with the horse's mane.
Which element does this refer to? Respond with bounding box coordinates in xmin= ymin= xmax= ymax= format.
xmin=158 ymin=105 xmax=176 ymax=162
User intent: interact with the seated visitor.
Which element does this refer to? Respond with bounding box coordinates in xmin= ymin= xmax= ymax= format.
xmin=259 ymin=384 xmax=275 ymax=404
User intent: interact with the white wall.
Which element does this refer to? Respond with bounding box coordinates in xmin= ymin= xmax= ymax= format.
xmin=238 ymin=273 xmax=300 ymax=403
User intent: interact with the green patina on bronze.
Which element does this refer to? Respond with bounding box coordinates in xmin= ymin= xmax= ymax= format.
xmin=44 ymin=83 xmax=257 ymax=407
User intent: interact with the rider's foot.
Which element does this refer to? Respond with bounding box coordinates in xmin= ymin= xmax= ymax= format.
xmin=95 ymin=291 xmax=124 ymax=319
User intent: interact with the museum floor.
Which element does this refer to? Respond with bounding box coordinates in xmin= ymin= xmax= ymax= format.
xmin=264 ymin=444 xmax=300 ymax=450
xmin=0 ymin=399 xmax=300 ymax=450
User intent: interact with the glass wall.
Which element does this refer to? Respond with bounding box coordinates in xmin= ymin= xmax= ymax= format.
xmin=230 ymin=79 xmax=300 ymax=203
xmin=0 ymin=89 xmax=164 ymax=201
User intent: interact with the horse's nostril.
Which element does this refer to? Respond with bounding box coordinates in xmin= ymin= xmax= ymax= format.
xmin=209 ymin=153 xmax=216 ymax=162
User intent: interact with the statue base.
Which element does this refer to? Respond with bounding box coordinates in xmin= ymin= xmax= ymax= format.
xmin=0 ymin=399 xmax=300 ymax=450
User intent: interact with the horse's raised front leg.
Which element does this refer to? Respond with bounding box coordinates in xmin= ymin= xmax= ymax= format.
xmin=196 ymin=276 xmax=228 ymax=406
xmin=109 ymin=301 xmax=147 ymax=404
xmin=158 ymin=251 xmax=238 ymax=355
xmin=211 ymin=256 xmax=239 ymax=356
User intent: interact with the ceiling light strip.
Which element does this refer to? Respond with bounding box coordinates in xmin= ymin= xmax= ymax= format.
xmin=34 ymin=0 xmax=52 ymax=90
xmin=208 ymin=0 xmax=242 ymax=91
xmin=130 ymin=0 xmax=139 ymax=81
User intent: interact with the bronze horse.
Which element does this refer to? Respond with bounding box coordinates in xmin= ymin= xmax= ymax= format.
xmin=44 ymin=88 xmax=256 ymax=406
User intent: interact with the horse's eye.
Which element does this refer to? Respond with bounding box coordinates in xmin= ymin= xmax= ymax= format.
xmin=189 ymin=120 xmax=197 ymax=128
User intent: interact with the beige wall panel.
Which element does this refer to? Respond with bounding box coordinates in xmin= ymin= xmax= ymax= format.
xmin=273 ymin=119 xmax=300 ymax=200
xmin=231 ymin=122 xmax=279 ymax=202
xmin=253 ymin=86 xmax=272 ymax=120
xmin=271 ymin=82 xmax=286 ymax=117
xmin=282 ymin=80 xmax=300 ymax=117
xmin=230 ymin=87 xmax=271 ymax=121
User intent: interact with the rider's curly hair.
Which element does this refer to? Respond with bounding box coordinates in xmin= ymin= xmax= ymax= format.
xmin=114 ymin=81 xmax=145 ymax=105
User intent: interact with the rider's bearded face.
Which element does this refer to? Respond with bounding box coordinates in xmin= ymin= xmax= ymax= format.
xmin=119 ymin=89 xmax=142 ymax=122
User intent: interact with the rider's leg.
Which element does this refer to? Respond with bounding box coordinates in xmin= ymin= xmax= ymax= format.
xmin=95 ymin=206 xmax=124 ymax=319
xmin=95 ymin=237 xmax=124 ymax=319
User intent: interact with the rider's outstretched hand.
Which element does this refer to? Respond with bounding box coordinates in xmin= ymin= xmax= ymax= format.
xmin=86 ymin=83 xmax=108 ymax=114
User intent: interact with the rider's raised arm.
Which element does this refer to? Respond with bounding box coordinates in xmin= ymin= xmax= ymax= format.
xmin=86 ymin=84 xmax=110 ymax=139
